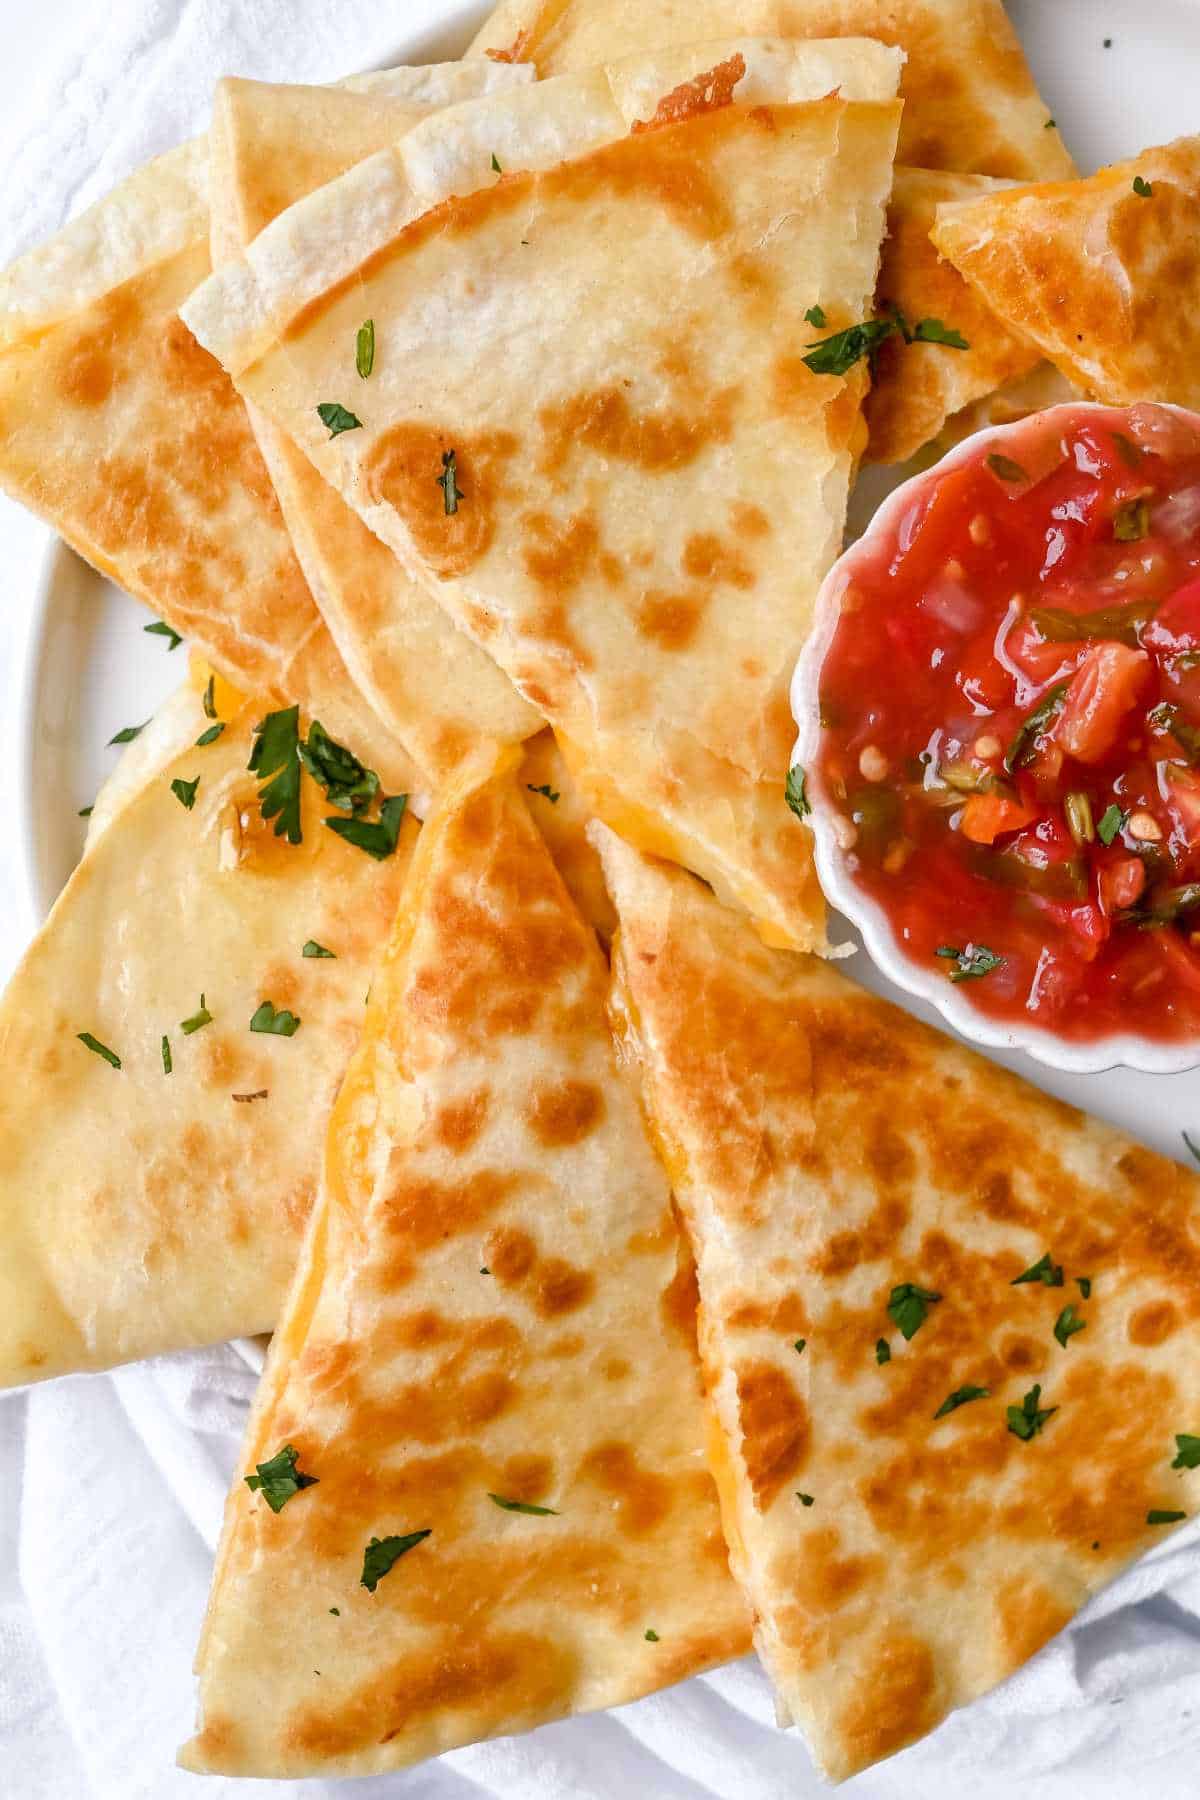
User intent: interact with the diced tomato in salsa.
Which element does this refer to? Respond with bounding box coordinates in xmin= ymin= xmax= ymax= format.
xmin=811 ymin=403 xmax=1200 ymax=1046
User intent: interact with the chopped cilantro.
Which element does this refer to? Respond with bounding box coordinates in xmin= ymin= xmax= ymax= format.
xmin=526 ymin=783 xmax=560 ymax=803
xmin=1045 ymin=117 xmax=1056 ymax=128
xmin=933 ymin=1384 xmax=990 ymax=1420
xmin=796 ymin=1492 xmax=815 ymax=1507
xmin=144 ymin=619 xmax=182 ymax=650
xmin=1006 ymin=679 xmax=1070 ymax=771
xmin=801 ymin=316 xmax=897 ymax=376
xmin=912 ymin=317 xmax=969 ymax=349
xmin=180 ymin=995 xmax=212 ymax=1036
xmin=887 ymin=1282 xmax=941 ymax=1341
xmin=170 ymin=775 xmax=199 ymax=811
xmin=1012 ymin=1252 xmax=1064 ymax=1288
xmin=329 ymin=1607 xmax=340 ymax=1616
xmin=935 ymin=943 xmax=1003 ymax=983
xmin=298 ymin=720 xmax=379 ymax=814
xmin=488 ymin=1493 xmax=559 ymax=1515
xmin=302 ymin=940 xmax=336 ymax=959
xmin=875 ymin=1338 xmax=891 ymax=1365
xmin=804 ymin=304 xmax=827 ymax=328
xmin=794 ymin=1338 xmax=807 ymax=1356
xmin=1076 ymin=1276 xmax=1093 ymax=1299
xmin=491 ymin=152 xmax=503 ymax=172
xmin=249 ymin=705 xmax=303 ymax=844
xmin=250 ymin=1000 xmax=301 ymax=1038
xmin=355 ymin=318 xmax=375 ymax=379
xmin=202 ymin=675 xmax=218 ymax=720
xmin=232 ymin=1089 xmax=269 ymax=1103
xmin=786 ymin=764 xmax=810 ymax=819
xmin=1104 ymin=36 xmax=1112 ymax=46
xmin=78 ymin=805 xmax=93 ymax=818
xmin=108 ymin=720 xmax=147 ymax=746
xmin=1147 ymin=1510 xmax=1186 ymax=1525
xmin=1171 ymin=1433 xmax=1200 ymax=1471
xmin=1113 ymin=496 xmax=1150 ymax=540
xmin=161 ymin=1035 xmax=172 ymax=1075
xmin=644 ymin=1628 xmax=660 ymax=1641
xmin=244 ymin=1444 xmax=319 ymax=1513
xmin=436 ymin=448 xmax=462 ymax=515
xmin=195 ymin=724 xmax=225 ymax=747
xmin=1054 ymin=1303 xmax=1087 ymax=1347
xmin=317 ymin=402 xmax=362 ymax=437
xmin=1097 ymin=803 xmax=1126 ymax=846
xmin=1132 ymin=175 xmax=1153 ymax=198
xmin=987 ymin=451 xmax=1029 ymax=485
xmin=1007 ymin=1383 xmax=1057 ymax=1442
xmin=77 ymin=1032 xmax=121 ymax=1069
xmin=326 ymin=793 xmax=407 ymax=860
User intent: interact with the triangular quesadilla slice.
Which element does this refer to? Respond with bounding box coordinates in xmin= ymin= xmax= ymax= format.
xmin=209 ymin=77 xmax=541 ymax=783
xmin=864 ymin=168 xmax=1043 ymax=464
xmin=180 ymin=751 xmax=750 ymax=1779
xmin=469 ymin=0 xmax=1074 ymax=180
xmin=595 ymin=828 xmax=1200 ymax=1782
xmin=0 ymin=692 xmax=417 ymax=1388
xmin=181 ymin=39 xmax=904 ymax=953
xmin=930 ymin=135 xmax=1200 ymax=408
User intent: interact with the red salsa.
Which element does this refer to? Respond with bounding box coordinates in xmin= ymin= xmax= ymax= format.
xmin=812 ymin=402 xmax=1200 ymax=1045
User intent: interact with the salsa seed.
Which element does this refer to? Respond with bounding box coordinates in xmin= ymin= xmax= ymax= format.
xmin=973 ymin=734 xmax=1002 ymax=761
xmin=968 ymin=514 xmax=991 ymax=546
xmin=944 ymin=558 xmax=966 ymax=581
xmin=1127 ymin=810 xmax=1163 ymax=842
xmin=833 ymin=816 xmax=858 ymax=851
xmin=859 ymin=745 xmax=889 ymax=782
xmin=883 ymin=840 xmax=912 ymax=874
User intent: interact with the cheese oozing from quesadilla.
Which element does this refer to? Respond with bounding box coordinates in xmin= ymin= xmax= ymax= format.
xmin=595 ymin=828 xmax=1200 ymax=1782
xmin=0 ymin=698 xmax=417 ymax=1388
xmin=180 ymin=38 xmax=904 ymax=954
xmin=208 ymin=77 xmax=542 ymax=784
xmin=930 ymin=135 xmax=1200 ymax=410
xmin=181 ymin=752 xmax=750 ymax=1779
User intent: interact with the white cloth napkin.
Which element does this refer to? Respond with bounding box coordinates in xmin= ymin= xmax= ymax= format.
xmin=3 ymin=4 xmax=1200 ymax=1797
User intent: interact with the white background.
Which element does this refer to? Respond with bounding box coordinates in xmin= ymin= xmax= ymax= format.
xmin=4 ymin=4 xmax=1200 ymax=1798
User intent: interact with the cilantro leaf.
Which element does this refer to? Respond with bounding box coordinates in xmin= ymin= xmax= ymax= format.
xmin=78 ymin=805 xmax=93 ymax=818
xmin=526 ymin=783 xmax=560 ymax=804
xmin=987 ymin=451 xmax=1029 ymax=485
xmin=1171 ymin=1433 xmax=1200 ymax=1471
xmin=933 ymin=1384 xmax=990 ymax=1419
xmin=248 ymin=705 xmax=303 ymax=844
xmin=1012 ymin=1252 xmax=1064 ymax=1288
xmin=935 ymin=943 xmax=1003 ymax=983
xmin=361 ymin=1531 xmax=432 ymax=1591
xmin=1133 ymin=175 xmax=1153 ymax=197
xmin=298 ymin=720 xmax=379 ymax=814
xmin=244 ymin=1444 xmax=319 ymax=1514
xmin=144 ymin=619 xmax=182 ymax=650
xmin=794 ymin=1339 xmax=806 ymax=1356
xmin=1148 ymin=1509 xmax=1186 ymax=1525
xmin=202 ymin=675 xmax=218 ymax=720
xmin=786 ymin=764 xmax=810 ymax=819
xmin=325 ymin=793 xmax=407 ymax=860
xmin=1097 ymin=803 xmax=1127 ymax=846
xmin=804 ymin=304 xmax=827 ymax=328
xmin=250 ymin=1000 xmax=301 ymax=1038
xmin=1076 ymin=1276 xmax=1093 ymax=1299
xmin=912 ymin=317 xmax=969 ymax=349
xmin=108 ymin=720 xmax=148 ymax=746
xmin=796 ymin=1492 xmax=815 ymax=1507
xmin=875 ymin=1338 xmax=891 ymax=1365
xmin=302 ymin=940 xmax=336 ymax=959
xmin=317 ymin=401 xmax=362 ymax=437
xmin=171 ymin=775 xmax=199 ymax=810
xmin=180 ymin=995 xmax=212 ymax=1036
xmin=1185 ymin=1130 xmax=1200 ymax=1167
xmin=491 ymin=152 xmax=503 ymax=172
xmin=77 ymin=1031 xmax=121 ymax=1069
xmin=161 ymin=1035 xmax=172 ymax=1075
xmin=1006 ymin=678 xmax=1070 ymax=771
xmin=801 ymin=316 xmax=896 ymax=377
xmin=644 ymin=1628 xmax=660 ymax=1641
xmin=488 ymin=1493 xmax=559 ymax=1515
xmin=1007 ymin=1383 xmax=1057 ymax=1441
xmin=1054 ymin=1303 xmax=1087 ymax=1347
xmin=887 ymin=1282 xmax=941 ymax=1341
xmin=1113 ymin=496 xmax=1150 ymax=541
xmin=355 ymin=318 xmax=375 ymax=379
xmin=436 ymin=448 xmax=463 ymax=514
xmin=195 ymin=724 xmax=225 ymax=747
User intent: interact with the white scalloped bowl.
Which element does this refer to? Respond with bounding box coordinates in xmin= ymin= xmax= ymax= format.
xmin=791 ymin=400 xmax=1200 ymax=1077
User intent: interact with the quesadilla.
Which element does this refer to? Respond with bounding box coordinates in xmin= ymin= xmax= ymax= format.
xmin=181 ymin=38 xmax=904 ymax=953
xmin=0 ymin=698 xmax=416 ymax=1388
xmin=931 ymin=135 xmax=1200 ymax=409
xmin=0 ymin=63 xmax=530 ymax=792
xmin=209 ymin=77 xmax=541 ymax=783
xmin=468 ymin=0 xmax=1074 ymax=180
xmin=864 ymin=167 xmax=1043 ymax=464
xmin=596 ymin=828 xmax=1200 ymax=1782
xmin=181 ymin=752 xmax=750 ymax=1779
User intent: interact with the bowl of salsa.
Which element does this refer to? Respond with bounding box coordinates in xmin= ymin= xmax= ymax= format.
xmin=792 ymin=401 xmax=1200 ymax=1073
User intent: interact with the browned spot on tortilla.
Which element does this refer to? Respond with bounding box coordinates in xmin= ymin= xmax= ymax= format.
xmin=996 ymin=1574 xmax=1073 ymax=1666
xmin=637 ymin=591 xmax=703 ymax=651
xmin=631 ymin=53 xmax=746 ymax=134
xmin=486 ymin=1226 xmax=538 ymax=1286
xmin=835 ymin=1631 xmax=939 ymax=1772
xmin=537 ymin=384 xmax=737 ymax=478
xmin=682 ymin=531 xmax=754 ymax=591
xmin=1128 ymin=1299 xmax=1180 ymax=1346
xmin=534 ymin=1257 xmax=594 ymax=1317
xmin=525 ymin=1078 xmax=605 ymax=1147
xmin=434 ymin=1090 xmax=492 ymax=1153
xmin=359 ymin=424 xmax=518 ymax=579
xmin=729 ymin=500 xmax=771 ymax=538
xmin=578 ymin=1442 xmax=672 ymax=1534
xmin=736 ymin=1360 xmax=810 ymax=1508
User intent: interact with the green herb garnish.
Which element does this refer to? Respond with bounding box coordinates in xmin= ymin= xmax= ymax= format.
xmin=180 ymin=995 xmax=213 ymax=1035
xmin=144 ymin=619 xmax=182 ymax=650
xmin=794 ymin=1339 xmax=806 ymax=1356
xmin=1098 ymin=804 xmax=1127 ymax=846
xmin=108 ymin=721 xmax=148 ymax=746
xmin=887 ymin=1282 xmax=941 ymax=1341
xmin=801 ymin=316 xmax=897 ymax=376
xmin=911 ymin=317 xmax=969 ymax=349
xmin=987 ymin=451 xmax=1029 ymax=485
xmin=491 ymin=152 xmax=503 ymax=172
xmin=250 ymin=1000 xmax=301 ymax=1038
xmin=360 ymin=1530 xmax=431 ymax=1591
xmin=796 ymin=1492 xmax=815 ymax=1507
xmin=645 ymin=1628 xmax=659 ymax=1641
xmin=875 ymin=1338 xmax=891 ymax=1365
xmin=161 ymin=1035 xmax=172 ymax=1075
xmin=1006 ymin=679 xmax=1070 ymax=771
xmin=317 ymin=402 xmax=362 ymax=437
xmin=1132 ymin=175 xmax=1153 ymax=197
xmin=1113 ymin=496 xmax=1150 ymax=541
xmin=1030 ymin=597 xmax=1155 ymax=647
xmin=1007 ymin=1384 xmax=1057 ymax=1441
xmin=1172 ymin=1434 xmax=1200 ymax=1471
xmin=78 ymin=805 xmax=93 ymax=818
xmin=785 ymin=764 xmax=810 ymax=819
xmin=249 ymin=705 xmax=303 ymax=844
xmin=1054 ymin=1303 xmax=1087 ymax=1347
xmin=488 ymin=1493 xmax=559 ymax=1515
xmin=804 ymin=304 xmax=827 ymax=328
xmin=195 ymin=724 xmax=225 ymax=747
xmin=326 ymin=793 xmax=407 ymax=860
xmin=355 ymin=319 xmax=375 ymax=379
xmin=244 ymin=1444 xmax=319 ymax=1513
xmin=77 ymin=1032 xmax=121 ymax=1069
xmin=935 ymin=943 xmax=1003 ymax=983
xmin=302 ymin=940 xmax=336 ymax=959
xmin=170 ymin=775 xmax=199 ymax=810
xmin=1147 ymin=1510 xmax=1186 ymax=1525
xmin=933 ymin=1384 xmax=990 ymax=1419
xmin=526 ymin=783 xmax=560 ymax=803
xmin=298 ymin=720 xmax=379 ymax=814
xmin=202 ymin=676 xmax=218 ymax=720
xmin=1185 ymin=1130 xmax=1200 ymax=1166
xmin=1012 ymin=1252 xmax=1064 ymax=1288
xmin=1077 ymin=1276 xmax=1092 ymax=1299
xmin=436 ymin=448 xmax=462 ymax=514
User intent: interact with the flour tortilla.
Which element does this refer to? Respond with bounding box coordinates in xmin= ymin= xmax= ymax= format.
xmin=0 ymin=702 xmax=417 ymax=1388
xmin=182 ymin=39 xmax=904 ymax=952
xmin=181 ymin=751 xmax=749 ymax=1779
xmin=596 ymin=828 xmax=1200 ymax=1781
xmin=931 ymin=135 xmax=1200 ymax=409
xmin=469 ymin=0 xmax=1073 ymax=180
xmin=0 ymin=64 xmax=529 ymax=792
xmin=209 ymin=77 xmax=540 ymax=783
xmin=864 ymin=167 xmax=1043 ymax=464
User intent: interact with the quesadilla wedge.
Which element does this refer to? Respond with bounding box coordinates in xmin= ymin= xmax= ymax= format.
xmin=181 ymin=751 xmax=750 ymax=1779
xmin=0 ymin=698 xmax=416 ymax=1388
xmin=181 ymin=38 xmax=904 ymax=953
xmin=596 ymin=828 xmax=1200 ymax=1782
xmin=209 ymin=77 xmax=540 ymax=783
xmin=930 ymin=135 xmax=1200 ymax=409
xmin=469 ymin=0 xmax=1073 ymax=181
